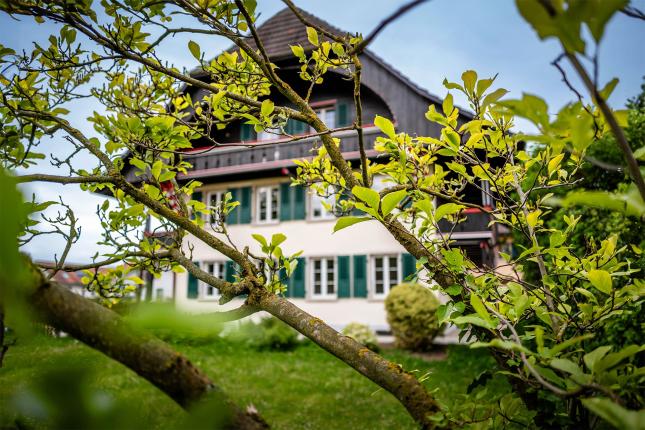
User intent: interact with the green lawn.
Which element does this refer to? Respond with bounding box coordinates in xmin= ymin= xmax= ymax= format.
xmin=0 ymin=335 xmax=511 ymax=429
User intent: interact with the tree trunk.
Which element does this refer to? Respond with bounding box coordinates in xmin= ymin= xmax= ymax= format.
xmin=256 ymin=291 xmax=444 ymax=429
xmin=27 ymin=270 xmax=267 ymax=430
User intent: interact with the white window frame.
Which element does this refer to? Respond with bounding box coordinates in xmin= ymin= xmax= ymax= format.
xmin=309 ymin=189 xmax=336 ymax=220
xmin=256 ymin=185 xmax=280 ymax=223
xmin=201 ymin=261 xmax=225 ymax=299
xmin=310 ymin=106 xmax=336 ymax=131
xmin=206 ymin=190 xmax=226 ymax=225
xmin=310 ymin=257 xmax=337 ymax=299
xmin=257 ymin=126 xmax=282 ymax=142
xmin=371 ymin=254 xmax=400 ymax=299
xmin=481 ymin=180 xmax=493 ymax=207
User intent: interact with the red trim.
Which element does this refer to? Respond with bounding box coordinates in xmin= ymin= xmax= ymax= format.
xmin=179 ymin=149 xmax=379 ymax=179
xmin=181 ymin=124 xmax=379 ymax=152
xmin=310 ymin=99 xmax=337 ymax=108
xmin=463 ymin=206 xmax=492 ymax=214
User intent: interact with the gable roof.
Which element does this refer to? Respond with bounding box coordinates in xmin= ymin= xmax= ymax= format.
xmin=192 ymin=7 xmax=446 ymax=106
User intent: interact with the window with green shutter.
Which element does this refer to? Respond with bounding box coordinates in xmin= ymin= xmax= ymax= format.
xmin=191 ymin=191 xmax=202 ymax=220
xmin=240 ymin=123 xmax=255 ymax=141
xmin=187 ymin=262 xmax=199 ymax=299
xmin=225 ymin=260 xmax=237 ymax=283
xmin=337 ymin=256 xmax=350 ymax=298
xmin=226 ymin=188 xmax=239 ymax=225
xmin=287 ymin=257 xmax=306 ymax=298
xmin=352 ymin=255 xmax=367 ymax=297
xmin=293 ymin=185 xmax=306 ymax=219
xmin=336 ymin=101 xmax=349 ymax=126
xmin=239 ymin=186 xmax=252 ymax=224
xmin=279 ymin=183 xmax=292 ymax=221
xmin=402 ymin=253 xmax=417 ymax=281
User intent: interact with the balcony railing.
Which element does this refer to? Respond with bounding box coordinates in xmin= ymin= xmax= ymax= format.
xmin=438 ymin=211 xmax=491 ymax=234
xmin=180 ymin=127 xmax=381 ymax=179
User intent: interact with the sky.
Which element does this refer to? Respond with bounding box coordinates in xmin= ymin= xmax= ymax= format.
xmin=2 ymin=0 xmax=644 ymax=263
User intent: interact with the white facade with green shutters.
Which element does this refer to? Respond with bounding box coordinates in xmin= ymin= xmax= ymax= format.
xmin=174 ymin=177 xmax=420 ymax=332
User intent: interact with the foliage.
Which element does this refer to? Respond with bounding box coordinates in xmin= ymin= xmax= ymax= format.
xmin=385 ymin=284 xmax=442 ymax=351
xmin=341 ymin=322 xmax=380 ymax=352
xmin=1 ymin=0 xmax=644 ymax=428
xmin=0 ymin=335 xmax=522 ymax=430
xmin=224 ymin=317 xmax=300 ymax=351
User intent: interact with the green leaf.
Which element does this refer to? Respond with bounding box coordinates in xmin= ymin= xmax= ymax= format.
xmin=188 ymin=40 xmax=201 ymax=60
xmin=352 ymin=186 xmax=380 ymax=210
xmin=252 ymin=234 xmax=268 ymax=248
xmin=306 ymin=27 xmax=319 ymax=46
xmin=270 ymin=233 xmax=287 ymax=247
xmin=381 ymin=189 xmax=407 ymax=216
xmin=434 ymin=203 xmax=464 ymax=222
xmin=333 ymin=216 xmax=371 ymax=233
xmin=581 ymin=398 xmax=644 ymax=430
xmin=462 ymin=70 xmax=477 ymax=95
xmin=261 ymin=99 xmax=274 ymax=117
xmin=374 ymin=115 xmax=396 ymax=139
xmin=470 ymin=294 xmax=492 ymax=323
xmin=290 ymin=44 xmax=305 ymax=60
xmin=550 ymin=358 xmax=583 ymax=376
xmin=587 ymin=269 xmax=612 ymax=294
xmin=583 ymin=345 xmax=612 ymax=372
xmin=442 ymin=93 xmax=453 ymax=116
xmin=482 ymin=88 xmax=508 ymax=107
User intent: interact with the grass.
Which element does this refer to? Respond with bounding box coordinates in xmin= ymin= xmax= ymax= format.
xmin=0 ymin=334 xmax=511 ymax=429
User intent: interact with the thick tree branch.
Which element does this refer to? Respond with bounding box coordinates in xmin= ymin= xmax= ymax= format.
xmin=16 ymin=174 xmax=116 ymax=184
xmin=24 ymin=264 xmax=268 ymax=429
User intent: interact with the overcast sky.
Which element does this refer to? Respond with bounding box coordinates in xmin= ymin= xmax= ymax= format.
xmin=2 ymin=0 xmax=644 ymax=263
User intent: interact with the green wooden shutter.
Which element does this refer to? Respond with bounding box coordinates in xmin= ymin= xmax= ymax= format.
xmin=227 ymin=188 xmax=239 ymax=225
xmin=293 ymin=185 xmax=306 ymax=220
xmin=225 ymin=261 xmax=236 ymax=283
xmin=353 ymin=255 xmax=367 ymax=297
xmin=338 ymin=256 xmax=350 ymax=298
xmin=280 ymin=183 xmax=292 ymax=221
xmin=336 ymin=101 xmax=349 ymax=126
xmin=290 ymin=257 xmax=306 ymax=298
xmin=402 ymin=253 xmax=416 ymax=281
xmin=295 ymin=120 xmax=307 ymax=134
xmin=239 ymin=186 xmax=252 ymax=224
xmin=187 ymin=262 xmax=199 ymax=299
xmin=191 ymin=191 xmax=202 ymax=220
xmin=240 ymin=123 xmax=255 ymax=141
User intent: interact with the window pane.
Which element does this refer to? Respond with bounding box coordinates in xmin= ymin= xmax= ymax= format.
xmin=271 ymin=187 xmax=279 ymax=220
xmin=325 ymin=109 xmax=336 ymax=128
xmin=326 ymin=259 xmax=335 ymax=294
xmin=259 ymin=189 xmax=267 ymax=221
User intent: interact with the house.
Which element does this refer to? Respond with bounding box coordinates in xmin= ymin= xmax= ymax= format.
xmin=149 ymin=8 xmax=500 ymax=333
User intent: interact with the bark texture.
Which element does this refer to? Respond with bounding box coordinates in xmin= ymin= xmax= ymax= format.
xmin=27 ymin=270 xmax=268 ymax=430
xmin=256 ymin=291 xmax=443 ymax=429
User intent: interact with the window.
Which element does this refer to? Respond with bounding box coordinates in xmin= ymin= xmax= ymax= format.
xmin=311 ymin=257 xmax=336 ymax=298
xmin=310 ymin=188 xmax=335 ymax=220
xmin=202 ymin=262 xmax=225 ymax=298
xmin=481 ymin=180 xmax=493 ymax=207
xmin=207 ymin=190 xmax=225 ymax=224
xmin=372 ymin=255 xmax=399 ymax=298
xmin=155 ymin=288 xmax=164 ymax=301
xmin=257 ymin=127 xmax=282 ymax=141
xmin=310 ymin=106 xmax=336 ymax=131
xmin=256 ymin=185 xmax=279 ymax=222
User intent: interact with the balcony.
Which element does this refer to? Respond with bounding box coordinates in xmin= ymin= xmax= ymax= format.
xmin=179 ymin=127 xmax=381 ymax=180
xmin=438 ymin=210 xmax=491 ymax=235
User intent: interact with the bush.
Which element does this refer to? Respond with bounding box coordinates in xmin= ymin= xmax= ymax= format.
xmin=341 ymin=322 xmax=380 ymax=352
xmin=385 ymin=283 xmax=442 ymax=351
xmin=224 ymin=317 xmax=300 ymax=351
